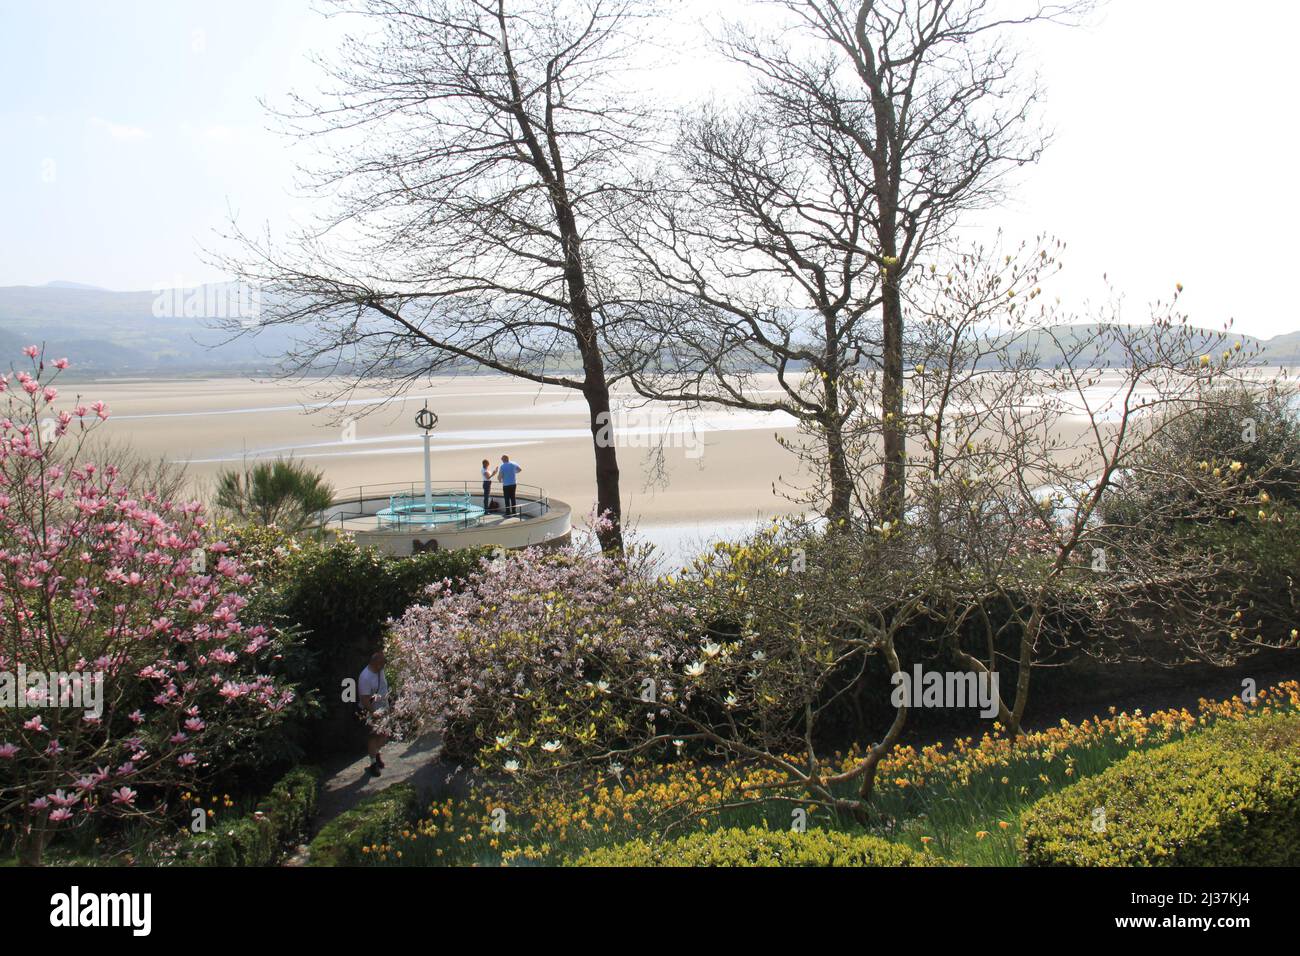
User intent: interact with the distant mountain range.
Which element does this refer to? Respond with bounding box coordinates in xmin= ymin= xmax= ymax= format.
xmin=979 ymin=323 xmax=1300 ymax=368
xmin=1 ymin=282 xmax=1297 ymax=376
xmin=0 ymin=282 xmax=301 ymax=376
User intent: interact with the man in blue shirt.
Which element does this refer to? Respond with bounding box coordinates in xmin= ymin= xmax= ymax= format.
xmin=498 ymin=455 xmax=522 ymax=516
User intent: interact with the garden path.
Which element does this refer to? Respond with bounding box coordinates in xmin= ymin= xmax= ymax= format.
xmin=283 ymin=733 xmax=477 ymax=865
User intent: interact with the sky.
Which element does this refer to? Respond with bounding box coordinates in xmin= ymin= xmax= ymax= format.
xmin=2 ymin=0 xmax=1298 ymax=338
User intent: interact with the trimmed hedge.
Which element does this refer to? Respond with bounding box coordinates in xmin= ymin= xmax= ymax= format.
xmin=183 ymin=766 xmax=321 ymax=867
xmin=307 ymin=782 xmax=421 ymax=867
xmin=570 ymin=826 xmax=935 ymax=867
xmin=1020 ymin=714 xmax=1300 ymax=866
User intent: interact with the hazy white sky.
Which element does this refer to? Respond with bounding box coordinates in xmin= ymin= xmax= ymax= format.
xmin=2 ymin=0 xmax=1297 ymax=337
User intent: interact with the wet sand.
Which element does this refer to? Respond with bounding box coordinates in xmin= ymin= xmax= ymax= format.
xmin=74 ymin=366 xmax=1251 ymax=539
xmin=76 ymin=373 xmax=812 ymax=529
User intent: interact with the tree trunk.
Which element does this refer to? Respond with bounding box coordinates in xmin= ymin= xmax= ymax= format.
xmin=1007 ymin=606 xmax=1042 ymax=741
xmin=857 ymin=640 xmax=908 ymax=805
xmin=18 ymin=823 xmax=49 ymax=866
xmin=825 ymin=426 xmax=853 ymax=526
xmin=566 ymin=249 xmax=623 ymax=553
xmin=822 ymin=375 xmax=853 ymax=526
xmin=550 ymin=176 xmax=624 ymax=552
xmin=583 ymin=376 xmax=624 ymax=553
xmin=879 ymin=271 xmax=906 ymax=523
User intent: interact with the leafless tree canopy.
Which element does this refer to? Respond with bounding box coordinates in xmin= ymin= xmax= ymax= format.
xmin=215 ymin=0 xmax=670 ymax=550
xmin=608 ymin=61 xmax=885 ymax=518
xmin=206 ymin=0 xmax=1107 ymax=545
xmin=609 ymin=0 xmax=1091 ymax=523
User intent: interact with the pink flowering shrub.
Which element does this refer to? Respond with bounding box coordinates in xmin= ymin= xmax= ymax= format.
xmin=0 ymin=349 xmax=293 ymax=864
xmin=378 ymin=544 xmax=695 ymax=767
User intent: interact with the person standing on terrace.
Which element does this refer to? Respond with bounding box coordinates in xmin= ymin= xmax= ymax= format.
xmin=480 ymin=458 xmax=497 ymax=512
xmin=498 ymin=454 xmax=522 ymax=517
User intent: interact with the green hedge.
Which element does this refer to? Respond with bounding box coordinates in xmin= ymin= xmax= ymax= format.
xmin=570 ymin=826 xmax=935 ymax=867
xmin=1020 ymin=714 xmax=1300 ymax=866
xmin=307 ymin=783 xmax=421 ymax=867
xmin=183 ymin=766 xmax=321 ymax=867
xmin=258 ymin=540 xmax=488 ymax=756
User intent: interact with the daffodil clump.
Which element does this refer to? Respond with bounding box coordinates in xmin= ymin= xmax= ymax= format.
xmin=359 ymin=680 xmax=1300 ymax=867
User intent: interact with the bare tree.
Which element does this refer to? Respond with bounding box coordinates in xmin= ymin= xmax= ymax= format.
xmin=610 ymin=76 xmax=881 ymax=522
xmin=214 ymin=0 xmax=667 ymax=551
xmin=610 ymin=0 xmax=1088 ymax=524
xmin=756 ymin=0 xmax=1093 ymax=522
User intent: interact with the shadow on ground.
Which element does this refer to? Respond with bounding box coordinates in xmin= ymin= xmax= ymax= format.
xmin=287 ymin=733 xmax=476 ymax=865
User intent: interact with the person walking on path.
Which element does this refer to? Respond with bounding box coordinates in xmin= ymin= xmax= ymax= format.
xmin=358 ymin=650 xmax=390 ymax=777
xmin=498 ymin=454 xmax=522 ymax=517
xmin=480 ymin=458 xmax=497 ymax=512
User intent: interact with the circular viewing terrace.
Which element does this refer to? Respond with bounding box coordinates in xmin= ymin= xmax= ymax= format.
xmin=319 ymin=481 xmax=572 ymax=557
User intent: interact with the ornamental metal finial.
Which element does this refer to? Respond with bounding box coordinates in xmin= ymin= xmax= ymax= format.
xmin=415 ymin=401 xmax=438 ymax=432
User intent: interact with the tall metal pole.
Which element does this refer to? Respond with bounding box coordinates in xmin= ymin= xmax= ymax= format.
xmin=423 ymin=428 xmax=432 ymax=524
xmin=415 ymin=402 xmax=438 ymax=527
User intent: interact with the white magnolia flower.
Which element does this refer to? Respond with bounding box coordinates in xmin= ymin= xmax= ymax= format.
xmin=541 ymin=740 xmax=561 ymax=753
xmin=751 ymin=650 xmax=767 ymax=661
xmin=595 ymin=680 xmax=610 ymax=694
xmin=701 ymin=642 xmax=722 ymax=658
xmin=504 ymin=759 xmax=520 ymax=773
xmin=724 ymin=694 xmax=739 ymax=708
xmin=684 ymin=661 xmax=706 ymax=677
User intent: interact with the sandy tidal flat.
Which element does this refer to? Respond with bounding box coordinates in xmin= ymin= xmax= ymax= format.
xmin=77 ymin=374 xmax=811 ymax=530
xmin=73 ymin=367 xmax=1290 ymax=542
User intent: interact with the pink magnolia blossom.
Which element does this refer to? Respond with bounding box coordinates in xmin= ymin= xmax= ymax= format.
xmin=0 ymin=351 xmax=291 ymax=862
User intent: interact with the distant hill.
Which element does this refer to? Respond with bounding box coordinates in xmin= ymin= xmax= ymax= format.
xmin=43 ymin=280 xmax=110 ymax=291
xmin=0 ymin=283 xmax=303 ymax=375
xmin=1261 ymin=330 xmax=1300 ymax=364
xmin=974 ymin=323 xmax=1300 ymax=369
xmin=1 ymin=283 xmax=1296 ymax=376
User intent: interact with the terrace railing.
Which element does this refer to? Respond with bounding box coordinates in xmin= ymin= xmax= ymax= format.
xmin=320 ymin=480 xmax=550 ymax=532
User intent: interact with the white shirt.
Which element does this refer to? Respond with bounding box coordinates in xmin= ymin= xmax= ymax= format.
xmin=358 ymin=665 xmax=388 ymax=710
xmin=481 ymin=466 xmax=491 ymax=481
